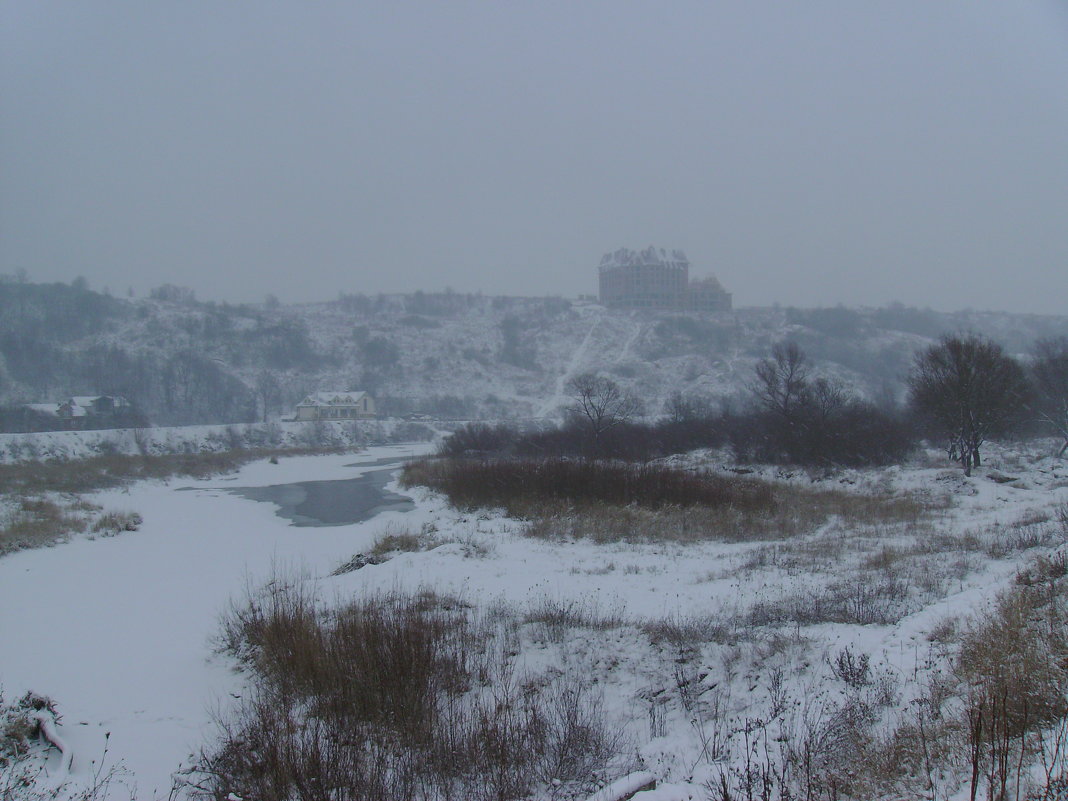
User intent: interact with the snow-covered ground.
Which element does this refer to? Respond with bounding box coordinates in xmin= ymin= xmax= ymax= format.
xmin=0 ymin=444 xmax=429 ymax=799
xmin=3 ymin=441 xmax=1068 ymax=799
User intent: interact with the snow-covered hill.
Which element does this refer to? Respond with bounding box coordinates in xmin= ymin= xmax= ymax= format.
xmin=3 ymin=281 xmax=1067 ymax=425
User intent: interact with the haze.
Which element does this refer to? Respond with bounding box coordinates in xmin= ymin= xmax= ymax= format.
xmin=3 ymin=1 xmax=1068 ymax=313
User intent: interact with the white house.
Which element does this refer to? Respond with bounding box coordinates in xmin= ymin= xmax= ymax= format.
xmin=295 ymin=391 xmax=376 ymax=421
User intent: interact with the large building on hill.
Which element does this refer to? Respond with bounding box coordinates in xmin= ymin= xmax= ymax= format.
xmin=597 ymin=247 xmax=731 ymax=312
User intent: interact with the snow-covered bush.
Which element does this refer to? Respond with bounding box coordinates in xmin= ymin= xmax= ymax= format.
xmin=0 ymin=692 xmax=42 ymax=769
xmin=90 ymin=511 xmax=143 ymax=537
xmin=829 ymin=647 xmax=871 ymax=689
xmin=0 ymin=497 xmax=89 ymax=556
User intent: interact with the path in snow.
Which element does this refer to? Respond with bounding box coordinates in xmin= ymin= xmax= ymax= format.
xmin=535 ymin=309 xmax=604 ymax=418
xmin=613 ymin=318 xmax=644 ymax=365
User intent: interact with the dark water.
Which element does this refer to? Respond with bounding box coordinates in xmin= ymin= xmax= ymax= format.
xmin=222 ymin=460 xmax=414 ymax=527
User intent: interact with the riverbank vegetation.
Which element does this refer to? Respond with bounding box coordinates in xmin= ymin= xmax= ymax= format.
xmin=0 ymin=446 xmax=350 ymax=556
xmin=189 ymin=579 xmax=625 ymax=801
xmin=442 ymin=335 xmax=1068 ymax=473
xmin=402 ymin=457 xmax=935 ymax=546
xmin=183 ymin=536 xmax=1068 ymax=801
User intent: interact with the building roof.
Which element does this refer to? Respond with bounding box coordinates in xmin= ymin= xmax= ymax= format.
xmin=599 ymin=246 xmax=689 ymax=271
xmin=689 ymin=276 xmax=727 ymax=291
xmin=297 ymin=391 xmax=371 ymax=407
xmin=24 ymin=403 xmax=60 ymax=416
xmin=66 ymin=395 xmax=128 ymax=407
xmin=23 ymin=396 xmax=130 ymax=418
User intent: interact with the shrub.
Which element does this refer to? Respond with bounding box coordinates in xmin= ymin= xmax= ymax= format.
xmin=91 ymin=510 xmax=143 ymax=536
xmin=402 ymin=458 xmax=774 ymax=517
xmin=748 ymin=577 xmax=915 ymax=626
xmin=439 ymin=405 xmax=913 ymax=466
xmin=830 ymin=647 xmax=871 ymax=688
xmin=369 ymin=525 xmax=426 ymax=557
xmin=0 ymin=693 xmax=41 ymax=769
xmin=199 ymin=579 xmax=624 ymax=801
xmin=437 ymin=423 xmax=520 ymax=458
xmin=956 ymin=584 xmax=1068 ymax=800
xmin=524 ymin=596 xmax=627 ymax=642
xmin=404 ymin=457 xmax=930 ymax=546
xmin=640 ymin=613 xmax=732 ymax=647
xmin=0 ymin=497 xmax=89 ymax=555
xmin=725 ymin=405 xmax=917 ymax=468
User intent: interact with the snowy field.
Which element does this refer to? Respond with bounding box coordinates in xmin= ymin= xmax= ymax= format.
xmin=3 ymin=441 xmax=1068 ymax=799
xmin=0 ymin=445 xmax=429 ymax=799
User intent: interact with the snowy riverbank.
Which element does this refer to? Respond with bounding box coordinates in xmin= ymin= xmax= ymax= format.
xmin=0 ymin=445 xmax=429 ymax=798
xmin=0 ymin=419 xmax=435 ymax=464
xmin=3 ymin=442 xmax=1068 ymax=799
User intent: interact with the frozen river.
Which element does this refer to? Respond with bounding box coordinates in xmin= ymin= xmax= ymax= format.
xmin=215 ymin=456 xmax=414 ymax=526
xmin=0 ymin=444 xmax=431 ymax=799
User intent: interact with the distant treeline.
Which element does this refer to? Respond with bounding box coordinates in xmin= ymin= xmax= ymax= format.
xmin=439 ymin=411 xmax=915 ymax=468
xmin=442 ymin=334 xmax=1068 ymax=470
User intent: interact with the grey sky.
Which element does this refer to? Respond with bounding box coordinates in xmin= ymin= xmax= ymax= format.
xmin=3 ymin=1 xmax=1068 ymax=313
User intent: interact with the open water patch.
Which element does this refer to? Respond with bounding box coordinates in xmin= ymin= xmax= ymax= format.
xmin=222 ymin=465 xmax=414 ymax=527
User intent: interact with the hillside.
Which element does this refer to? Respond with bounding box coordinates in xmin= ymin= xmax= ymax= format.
xmin=3 ymin=278 xmax=1068 ymax=426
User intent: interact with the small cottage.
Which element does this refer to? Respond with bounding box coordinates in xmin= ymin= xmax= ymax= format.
xmin=13 ymin=395 xmax=134 ymax=432
xmin=295 ymin=391 xmax=376 ymax=421
xmin=58 ymin=396 xmax=131 ymax=420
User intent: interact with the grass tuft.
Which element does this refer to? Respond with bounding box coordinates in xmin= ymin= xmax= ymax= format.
xmin=91 ymin=510 xmax=143 ymax=536
xmin=200 ymin=576 xmax=626 ymax=801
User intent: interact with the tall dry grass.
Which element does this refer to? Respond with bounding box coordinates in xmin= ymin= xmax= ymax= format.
xmin=0 ymin=446 xmax=350 ymax=557
xmin=197 ymin=577 xmax=625 ymax=801
xmin=403 ymin=457 xmax=775 ymax=514
xmin=0 ymin=446 xmax=350 ymax=496
xmin=708 ymin=552 xmax=1068 ymax=801
xmin=403 ymin=457 xmax=933 ymax=546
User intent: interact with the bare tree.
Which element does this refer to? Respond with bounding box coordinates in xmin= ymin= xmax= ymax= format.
xmin=255 ymin=369 xmax=282 ymax=423
xmin=748 ymin=343 xmax=859 ymax=464
xmin=908 ymin=334 xmax=1029 ymax=475
xmin=752 ymin=341 xmax=810 ymax=421
xmin=809 ymin=376 xmax=849 ymax=426
xmin=565 ymin=373 xmax=640 ymax=442
xmin=1031 ymin=337 xmax=1068 ymax=457
xmin=664 ymin=390 xmax=715 ymax=423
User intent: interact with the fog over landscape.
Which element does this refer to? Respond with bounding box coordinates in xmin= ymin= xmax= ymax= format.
xmin=4 ymin=1 xmax=1068 ymax=311
xmin=8 ymin=5 xmax=1068 ymax=801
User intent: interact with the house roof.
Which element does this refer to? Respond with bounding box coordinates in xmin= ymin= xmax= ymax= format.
xmin=60 ymin=401 xmax=88 ymax=417
xmin=23 ymin=396 xmax=129 ymax=417
xmin=297 ymin=391 xmax=370 ymax=407
xmin=25 ymin=403 xmax=60 ymax=416
xmin=67 ymin=395 xmax=128 ymax=407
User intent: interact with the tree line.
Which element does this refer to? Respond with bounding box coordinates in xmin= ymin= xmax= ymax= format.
xmin=441 ymin=334 xmax=1068 ymax=472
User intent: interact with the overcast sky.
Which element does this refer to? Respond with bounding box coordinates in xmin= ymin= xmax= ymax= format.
xmin=3 ymin=2 xmax=1068 ymax=312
